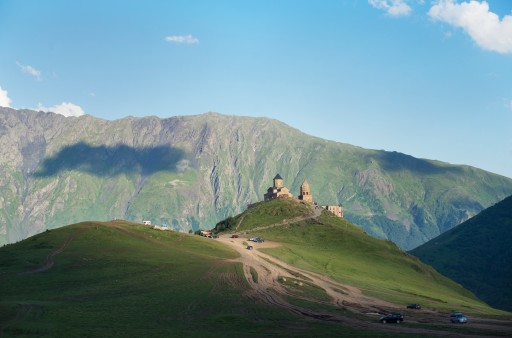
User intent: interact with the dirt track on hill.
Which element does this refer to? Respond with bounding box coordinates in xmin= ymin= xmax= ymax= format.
xmin=238 ymin=205 xmax=322 ymax=234
xmin=217 ymin=234 xmax=512 ymax=337
xmin=18 ymin=228 xmax=90 ymax=275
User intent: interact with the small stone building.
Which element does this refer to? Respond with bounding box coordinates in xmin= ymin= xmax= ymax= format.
xmin=264 ymin=174 xmax=293 ymax=201
xmin=322 ymin=205 xmax=343 ymax=218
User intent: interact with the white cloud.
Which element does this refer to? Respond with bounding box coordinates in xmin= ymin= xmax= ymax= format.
xmin=369 ymin=0 xmax=412 ymax=17
xmin=429 ymin=0 xmax=512 ymax=54
xmin=164 ymin=34 xmax=199 ymax=44
xmin=0 ymin=86 xmax=12 ymax=107
xmin=16 ymin=61 xmax=42 ymax=81
xmin=36 ymin=102 xmax=85 ymax=117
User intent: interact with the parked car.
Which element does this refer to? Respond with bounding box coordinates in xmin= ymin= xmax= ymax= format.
xmin=407 ymin=304 xmax=421 ymax=309
xmin=380 ymin=314 xmax=404 ymax=324
xmin=450 ymin=312 xmax=467 ymax=323
xmin=249 ymin=237 xmax=265 ymax=243
xmin=230 ymin=234 xmax=239 ymax=238
xmin=246 ymin=245 xmax=254 ymax=250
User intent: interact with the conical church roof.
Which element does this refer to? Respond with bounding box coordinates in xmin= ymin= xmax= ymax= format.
xmin=274 ymin=174 xmax=283 ymax=180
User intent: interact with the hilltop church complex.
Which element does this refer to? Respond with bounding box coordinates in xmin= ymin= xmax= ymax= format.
xmin=263 ymin=174 xmax=343 ymax=218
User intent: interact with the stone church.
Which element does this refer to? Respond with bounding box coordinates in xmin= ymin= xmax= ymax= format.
xmin=263 ymin=174 xmax=293 ymax=200
xmin=263 ymin=174 xmax=343 ymax=218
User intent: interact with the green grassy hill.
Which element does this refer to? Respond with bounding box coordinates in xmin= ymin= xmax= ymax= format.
xmin=1 ymin=201 xmax=511 ymax=337
xmin=216 ymin=199 xmax=503 ymax=315
xmin=411 ymin=195 xmax=512 ymax=311
xmin=0 ymin=220 xmax=395 ymax=338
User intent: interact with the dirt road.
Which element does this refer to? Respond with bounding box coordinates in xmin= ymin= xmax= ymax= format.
xmin=217 ymin=235 xmax=512 ymax=337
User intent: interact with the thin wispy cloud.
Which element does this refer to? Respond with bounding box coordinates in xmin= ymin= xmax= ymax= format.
xmin=429 ymin=0 xmax=512 ymax=54
xmin=164 ymin=34 xmax=199 ymax=44
xmin=506 ymin=99 xmax=512 ymax=111
xmin=368 ymin=0 xmax=412 ymax=17
xmin=0 ymin=86 xmax=12 ymax=107
xmin=16 ymin=61 xmax=42 ymax=81
xmin=36 ymin=102 xmax=85 ymax=117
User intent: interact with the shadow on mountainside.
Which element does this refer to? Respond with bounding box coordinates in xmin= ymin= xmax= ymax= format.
xmin=371 ymin=151 xmax=464 ymax=175
xmin=34 ymin=142 xmax=187 ymax=177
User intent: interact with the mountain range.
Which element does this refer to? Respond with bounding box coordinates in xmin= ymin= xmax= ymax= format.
xmin=411 ymin=194 xmax=512 ymax=311
xmin=1 ymin=107 xmax=512 ymax=250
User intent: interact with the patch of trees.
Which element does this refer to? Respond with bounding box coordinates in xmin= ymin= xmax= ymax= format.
xmin=214 ymin=216 xmax=236 ymax=232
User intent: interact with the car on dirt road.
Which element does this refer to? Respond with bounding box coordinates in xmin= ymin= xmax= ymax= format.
xmin=450 ymin=312 xmax=467 ymax=323
xmin=246 ymin=245 xmax=253 ymax=250
xmin=230 ymin=234 xmax=239 ymax=238
xmin=380 ymin=314 xmax=404 ymax=324
xmin=407 ymin=304 xmax=421 ymax=309
xmin=249 ymin=237 xmax=265 ymax=243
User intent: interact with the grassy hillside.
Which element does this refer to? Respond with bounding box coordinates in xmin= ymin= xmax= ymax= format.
xmin=2 ymin=202 xmax=512 ymax=337
xmin=218 ymin=199 xmax=505 ymax=315
xmin=0 ymin=220 xmax=399 ymax=338
xmin=213 ymin=198 xmax=313 ymax=232
xmin=411 ymin=195 xmax=512 ymax=311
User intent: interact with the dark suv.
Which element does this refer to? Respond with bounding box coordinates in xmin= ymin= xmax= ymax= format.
xmin=380 ymin=314 xmax=403 ymax=324
xmin=407 ymin=304 xmax=421 ymax=309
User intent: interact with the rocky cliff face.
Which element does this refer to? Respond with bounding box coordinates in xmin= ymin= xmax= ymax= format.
xmin=1 ymin=108 xmax=512 ymax=249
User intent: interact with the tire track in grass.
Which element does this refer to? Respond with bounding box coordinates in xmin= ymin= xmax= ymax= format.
xmin=18 ymin=228 xmax=90 ymax=275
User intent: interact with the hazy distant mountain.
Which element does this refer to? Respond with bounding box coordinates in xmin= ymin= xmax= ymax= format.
xmin=1 ymin=107 xmax=512 ymax=249
xmin=411 ymin=195 xmax=512 ymax=311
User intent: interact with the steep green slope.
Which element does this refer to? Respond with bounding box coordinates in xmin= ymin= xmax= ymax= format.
xmin=1 ymin=108 xmax=512 ymax=250
xmin=218 ymin=199 xmax=502 ymax=315
xmin=411 ymin=195 xmax=512 ymax=311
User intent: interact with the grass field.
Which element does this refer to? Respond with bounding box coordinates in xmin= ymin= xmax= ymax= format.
xmin=235 ymin=205 xmax=507 ymax=316
xmin=0 ymin=220 xmax=399 ymax=337
xmin=2 ymin=199 xmax=509 ymax=337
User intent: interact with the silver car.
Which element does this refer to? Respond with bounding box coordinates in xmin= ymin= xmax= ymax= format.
xmin=450 ymin=312 xmax=467 ymax=323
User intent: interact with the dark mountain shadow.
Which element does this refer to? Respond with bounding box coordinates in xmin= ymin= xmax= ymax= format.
xmin=371 ymin=151 xmax=464 ymax=175
xmin=34 ymin=142 xmax=187 ymax=177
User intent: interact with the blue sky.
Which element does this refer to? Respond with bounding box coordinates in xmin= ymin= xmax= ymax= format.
xmin=1 ymin=0 xmax=511 ymax=178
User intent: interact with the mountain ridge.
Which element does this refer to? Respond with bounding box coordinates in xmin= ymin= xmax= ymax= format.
xmin=1 ymin=107 xmax=511 ymax=249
